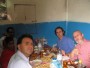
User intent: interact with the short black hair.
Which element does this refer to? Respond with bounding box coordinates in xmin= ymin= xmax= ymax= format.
xmin=55 ymin=26 xmax=65 ymax=36
xmin=17 ymin=34 xmax=33 ymax=45
xmin=6 ymin=27 xmax=14 ymax=33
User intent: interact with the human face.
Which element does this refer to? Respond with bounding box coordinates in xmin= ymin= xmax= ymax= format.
xmin=73 ymin=31 xmax=84 ymax=44
xmin=8 ymin=29 xmax=14 ymax=37
xmin=18 ymin=37 xmax=34 ymax=57
xmin=56 ymin=28 xmax=64 ymax=39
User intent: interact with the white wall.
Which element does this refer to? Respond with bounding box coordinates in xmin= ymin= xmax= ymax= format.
xmin=0 ymin=0 xmax=36 ymax=24
xmin=12 ymin=0 xmax=90 ymax=23
xmin=68 ymin=0 xmax=90 ymax=23
xmin=0 ymin=0 xmax=90 ymax=24
xmin=36 ymin=0 xmax=66 ymax=23
xmin=0 ymin=0 xmax=66 ymax=24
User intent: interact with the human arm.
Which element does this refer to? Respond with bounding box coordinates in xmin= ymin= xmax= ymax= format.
xmin=51 ymin=47 xmax=58 ymax=52
xmin=70 ymin=48 xmax=79 ymax=60
xmin=61 ymin=50 xmax=66 ymax=56
xmin=67 ymin=38 xmax=75 ymax=53
xmin=51 ymin=43 xmax=59 ymax=53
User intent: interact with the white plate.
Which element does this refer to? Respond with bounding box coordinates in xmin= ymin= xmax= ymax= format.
xmin=62 ymin=56 xmax=70 ymax=60
xmin=32 ymin=59 xmax=42 ymax=63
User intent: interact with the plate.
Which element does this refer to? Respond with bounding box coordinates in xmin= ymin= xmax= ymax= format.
xmin=62 ymin=56 xmax=70 ymax=60
xmin=30 ymin=59 xmax=42 ymax=66
xmin=32 ymin=59 xmax=42 ymax=63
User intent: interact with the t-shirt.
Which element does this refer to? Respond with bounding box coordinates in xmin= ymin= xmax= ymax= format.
xmin=57 ymin=36 xmax=75 ymax=54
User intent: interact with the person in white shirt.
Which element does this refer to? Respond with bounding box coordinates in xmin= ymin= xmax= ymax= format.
xmin=0 ymin=34 xmax=6 ymax=56
xmin=8 ymin=34 xmax=34 ymax=68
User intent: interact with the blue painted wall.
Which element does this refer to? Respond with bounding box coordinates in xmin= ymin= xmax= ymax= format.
xmin=0 ymin=24 xmax=37 ymax=38
xmin=34 ymin=21 xmax=66 ymax=46
xmin=67 ymin=22 xmax=90 ymax=41
xmin=0 ymin=21 xmax=90 ymax=46
xmin=0 ymin=21 xmax=66 ymax=46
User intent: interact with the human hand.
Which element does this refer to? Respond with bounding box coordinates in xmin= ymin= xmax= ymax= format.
xmin=51 ymin=47 xmax=58 ymax=52
xmin=61 ymin=50 xmax=65 ymax=56
xmin=70 ymin=48 xmax=79 ymax=59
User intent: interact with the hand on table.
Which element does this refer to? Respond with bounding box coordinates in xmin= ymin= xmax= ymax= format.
xmin=61 ymin=50 xmax=65 ymax=56
xmin=51 ymin=47 xmax=58 ymax=52
xmin=70 ymin=48 xmax=79 ymax=59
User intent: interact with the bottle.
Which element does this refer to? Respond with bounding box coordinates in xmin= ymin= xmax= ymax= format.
xmin=63 ymin=60 xmax=68 ymax=68
xmin=40 ymin=50 xmax=44 ymax=58
xmin=57 ymin=51 xmax=62 ymax=62
xmin=38 ymin=41 xmax=43 ymax=52
xmin=50 ymin=58 xmax=62 ymax=68
xmin=43 ymin=37 xmax=47 ymax=45
xmin=78 ymin=59 xmax=82 ymax=68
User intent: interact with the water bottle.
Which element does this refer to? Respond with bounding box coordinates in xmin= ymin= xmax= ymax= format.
xmin=50 ymin=58 xmax=62 ymax=68
xmin=38 ymin=41 xmax=43 ymax=52
xmin=57 ymin=51 xmax=62 ymax=62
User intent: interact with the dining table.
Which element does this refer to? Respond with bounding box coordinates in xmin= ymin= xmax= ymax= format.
xmin=29 ymin=45 xmax=86 ymax=68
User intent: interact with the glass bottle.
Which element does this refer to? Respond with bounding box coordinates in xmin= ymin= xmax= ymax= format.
xmin=38 ymin=41 xmax=43 ymax=52
xmin=78 ymin=59 xmax=82 ymax=68
xmin=63 ymin=60 xmax=68 ymax=68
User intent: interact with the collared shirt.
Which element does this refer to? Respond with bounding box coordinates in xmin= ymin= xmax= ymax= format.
xmin=76 ymin=39 xmax=90 ymax=68
xmin=8 ymin=51 xmax=32 ymax=68
xmin=57 ymin=36 xmax=75 ymax=54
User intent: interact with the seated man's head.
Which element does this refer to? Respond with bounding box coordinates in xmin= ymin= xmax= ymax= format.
xmin=73 ymin=30 xmax=84 ymax=44
xmin=55 ymin=26 xmax=65 ymax=39
xmin=6 ymin=27 xmax=15 ymax=37
xmin=17 ymin=34 xmax=34 ymax=57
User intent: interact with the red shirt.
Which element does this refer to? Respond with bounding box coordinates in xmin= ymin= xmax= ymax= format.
xmin=0 ymin=49 xmax=15 ymax=68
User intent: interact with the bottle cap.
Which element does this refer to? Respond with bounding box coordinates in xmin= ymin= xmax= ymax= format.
xmin=52 ymin=58 xmax=57 ymax=60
